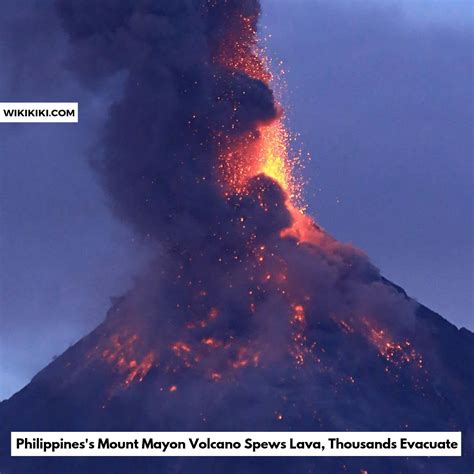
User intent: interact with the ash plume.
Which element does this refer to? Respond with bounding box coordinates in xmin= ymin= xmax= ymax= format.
xmin=57 ymin=0 xmax=276 ymax=244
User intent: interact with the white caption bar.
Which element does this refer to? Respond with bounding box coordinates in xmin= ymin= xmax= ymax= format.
xmin=12 ymin=432 xmax=461 ymax=457
xmin=0 ymin=102 xmax=78 ymax=123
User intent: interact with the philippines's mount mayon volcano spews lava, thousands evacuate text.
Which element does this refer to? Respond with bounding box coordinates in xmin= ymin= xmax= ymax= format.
xmin=1 ymin=1 xmax=473 ymax=473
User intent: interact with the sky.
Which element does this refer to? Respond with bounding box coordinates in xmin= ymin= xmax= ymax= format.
xmin=0 ymin=0 xmax=472 ymax=400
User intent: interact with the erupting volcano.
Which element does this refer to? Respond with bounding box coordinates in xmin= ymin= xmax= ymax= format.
xmin=1 ymin=1 xmax=473 ymax=473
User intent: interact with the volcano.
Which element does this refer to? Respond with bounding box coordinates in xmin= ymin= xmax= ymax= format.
xmin=1 ymin=0 xmax=473 ymax=473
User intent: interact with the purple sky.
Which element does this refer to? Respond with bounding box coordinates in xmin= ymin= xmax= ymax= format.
xmin=1 ymin=0 xmax=472 ymax=400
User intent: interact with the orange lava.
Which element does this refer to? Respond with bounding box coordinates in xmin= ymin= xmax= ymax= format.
xmin=87 ymin=332 xmax=156 ymax=389
xmin=363 ymin=319 xmax=424 ymax=370
xmin=216 ymin=15 xmax=304 ymax=210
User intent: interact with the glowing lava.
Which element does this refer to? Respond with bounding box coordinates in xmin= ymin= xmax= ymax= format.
xmin=258 ymin=119 xmax=299 ymax=202
xmin=216 ymin=14 xmax=303 ymax=209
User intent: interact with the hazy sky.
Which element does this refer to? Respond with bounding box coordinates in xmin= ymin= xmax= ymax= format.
xmin=1 ymin=0 xmax=472 ymax=400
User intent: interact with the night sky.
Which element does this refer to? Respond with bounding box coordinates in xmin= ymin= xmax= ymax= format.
xmin=1 ymin=0 xmax=472 ymax=401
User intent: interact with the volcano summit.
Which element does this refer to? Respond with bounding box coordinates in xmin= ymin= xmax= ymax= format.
xmin=1 ymin=0 xmax=473 ymax=473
